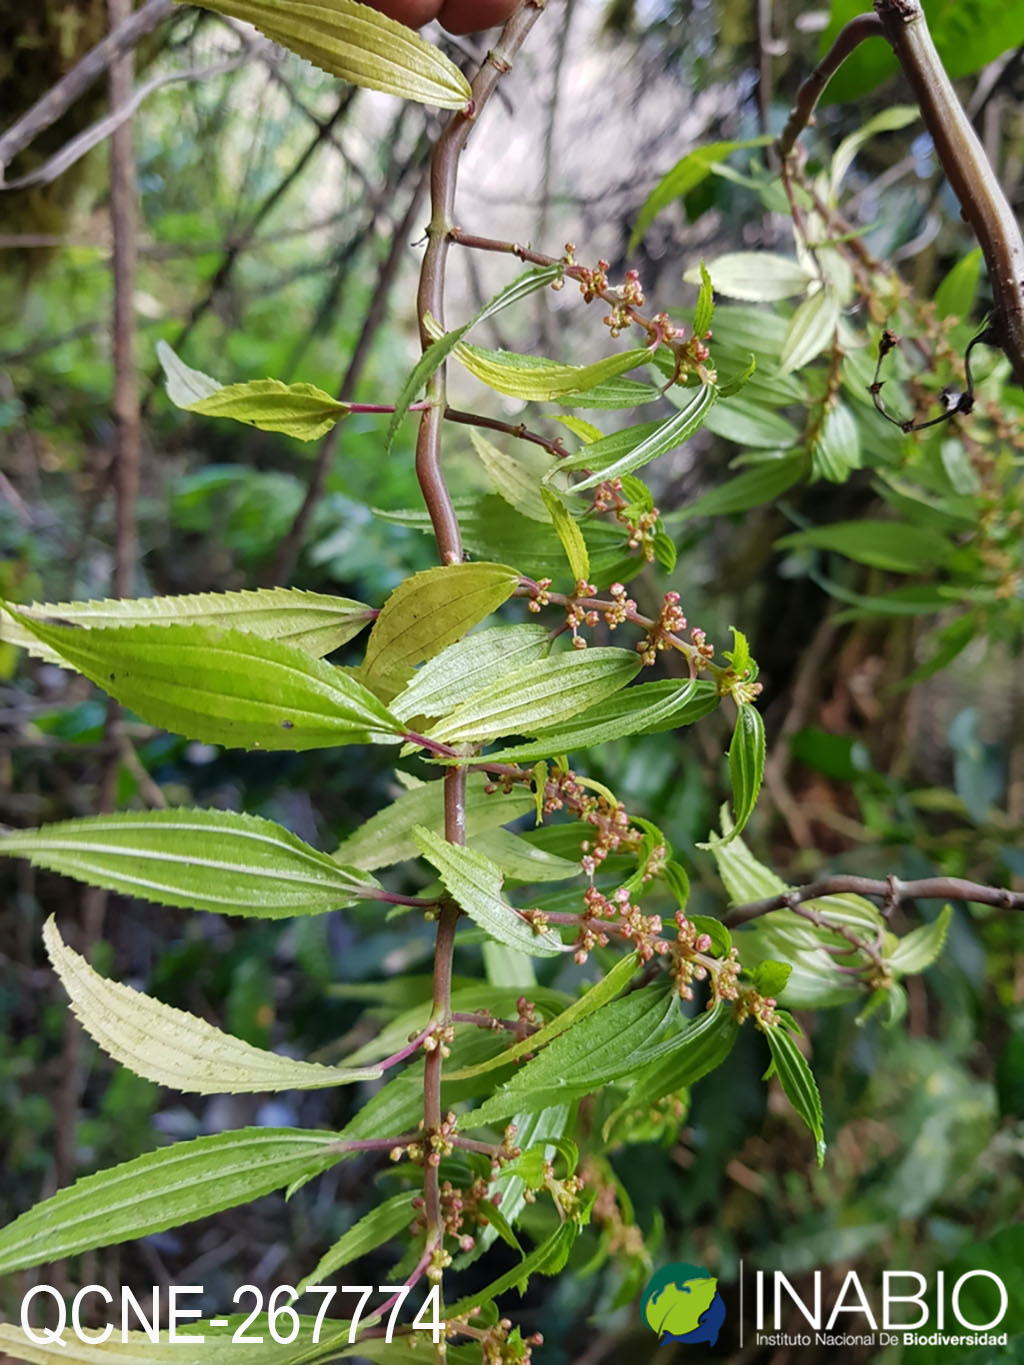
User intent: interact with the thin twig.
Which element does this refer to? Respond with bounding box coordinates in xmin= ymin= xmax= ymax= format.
xmin=0 ymin=0 xmax=175 ymax=178
xmin=1 ymin=50 xmax=251 ymax=194
xmin=776 ymin=12 xmax=884 ymax=160
xmin=725 ymin=874 xmax=1024 ymax=928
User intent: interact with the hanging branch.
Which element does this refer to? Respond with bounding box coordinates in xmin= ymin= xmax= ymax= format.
xmin=777 ymin=0 xmax=1024 ymax=386
xmin=725 ymin=874 xmax=1024 ymax=928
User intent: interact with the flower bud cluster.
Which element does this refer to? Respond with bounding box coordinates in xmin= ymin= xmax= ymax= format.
xmin=624 ymin=506 xmax=661 ymax=560
xmin=566 ymin=578 xmax=600 ymax=648
xmin=526 ymin=577 xmax=552 ymax=613
xmin=734 ymin=987 xmax=779 ymax=1029
xmin=637 ymin=591 xmax=687 ymax=666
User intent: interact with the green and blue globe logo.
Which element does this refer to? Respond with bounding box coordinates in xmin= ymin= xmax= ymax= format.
xmin=641 ymin=1262 xmax=726 ymax=1347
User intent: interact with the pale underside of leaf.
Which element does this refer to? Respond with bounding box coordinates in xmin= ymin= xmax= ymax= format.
xmin=183 ymin=0 xmax=472 ymax=109
xmin=0 ymin=587 xmax=373 ymax=664
xmin=392 ymin=624 xmax=552 ymax=723
xmin=44 ymin=918 xmax=380 ymax=1093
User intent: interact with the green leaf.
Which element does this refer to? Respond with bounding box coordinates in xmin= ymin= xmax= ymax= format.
xmin=0 ymin=1319 xmax=350 ymax=1365
xmin=43 ymin=917 xmax=379 ymax=1094
xmin=0 ymin=588 xmax=374 ymax=665
xmin=473 ymin=828 xmax=580 ymax=883
xmin=468 ymin=983 xmax=681 ymax=1124
xmin=779 ymin=288 xmax=839 ymax=373
xmin=392 ymin=624 xmax=551 ymax=723
xmin=702 ymin=396 xmax=801 ymax=448
xmin=557 ymin=385 xmax=716 ymax=490
xmin=413 ymin=827 xmax=568 ymax=958
xmin=446 ymin=1223 xmax=578 ymax=1320
xmin=934 ymin=246 xmax=984 ymax=321
xmin=830 ymin=105 xmax=920 ymax=192
xmin=470 ymin=428 xmax=558 ymax=523
xmin=424 ymin=647 xmax=642 ymax=744
xmin=668 ymin=454 xmax=803 ymax=521
xmin=386 ymin=266 xmax=563 ymax=451
xmin=540 ymin=488 xmax=590 ymax=583
xmin=629 ymin=136 xmax=773 ymax=248
xmin=726 ymin=704 xmax=766 ymax=841
xmin=0 ymin=1128 xmax=345 ymax=1273
xmin=775 ymin=520 xmax=952 ymax=573
xmin=764 ymin=1024 xmax=826 ymax=1164
xmin=750 ymin=959 xmax=792 ymax=998
xmin=9 ymin=613 xmax=404 ymax=750
xmin=467 ymin=679 xmax=719 ymax=764
xmin=811 ymin=401 xmax=861 ymax=482
xmin=184 ymin=0 xmax=472 ymax=108
xmin=687 ymin=252 xmax=814 ymax=302
xmin=298 ymin=1191 xmax=416 ymax=1294
xmin=0 ymin=808 xmax=382 ymax=917
xmin=553 ymin=376 xmax=664 ymax=409
xmin=334 ymin=771 xmax=534 ymax=871
xmin=818 ymin=0 xmax=1024 ymax=104
xmin=603 ymin=1004 xmax=740 ymax=1140
xmin=445 ymin=953 xmax=640 ymax=1081
xmin=693 ymin=260 xmax=715 ymax=337
xmin=887 ymin=905 xmax=953 ymax=975
xmin=454 ymin=340 xmax=651 ymax=401
xmin=361 ymin=562 xmax=520 ymax=690
xmin=157 ymin=341 xmax=348 ymax=441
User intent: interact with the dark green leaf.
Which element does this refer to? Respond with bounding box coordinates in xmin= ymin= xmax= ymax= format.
xmin=8 ymin=613 xmax=403 ymax=751
xmin=763 ymin=1025 xmax=826 ymax=1164
xmin=776 ymin=520 xmax=952 ymax=573
xmin=0 ymin=1129 xmax=345 ymax=1273
xmin=726 ymin=704 xmax=765 ymax=840
xmin=0 ymin=808 xmax=381 ymax=917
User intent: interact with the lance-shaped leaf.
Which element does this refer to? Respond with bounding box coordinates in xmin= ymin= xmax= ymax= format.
xmin=361 ymin=562 xmax=520 ymax=688
xmin=43 ymin=918 xmax=380 ymax=1093
xmin=387 ymin=265 xmax=563 ymax=450
xmin=453 ymin=340 xmax=651 ymax=401
xmin=556 ymin=384 xmax=717 ymax=490
xmin=413 ymin=826 xmax=567 ymax=958
xmin=335 ymin=771 xmax=534 ymax=871
xmin=470 ymin=428 xmax=557 ymax=523
xmin=298 ymin=1191 xmax=417 ymax=1295
xmin=629 ymin=135 xmax=773 ymax=249
xmin=424 ymin=647 xmax=642 ymax=745
xmin=726 ymin=703 xmax=765 ymax=842
xmin=471 ymin=680 xmax=719 ymax=764
xmin=554 ymin=375 xmax=663 ymax=409
xmin=157 ymin=341 xmax=348 ymax=441
xmin=540 ymin=488 xmax=590 ymax=583
xmin=468 ymin=983 xmax=681 ymax=1125
xmin=392 ymin=624 xmax=551 ymax=723
xmin=446 ymin=952 xmax=640 ymax=1081
xmin=776 ymin=520 xmax=952 ymax=574
xmin=687 ymin=252 xmax=815 ymax=302
xmin=603 ymin=1004 xmax=740 ymax=1140
xmin=184 ymin=0 xmax=471 ymax=108
xmin=0 ymin=808 xmax=383 ymax=917
xmin=764 ymin=1022 xmax=826 ymax=1165
xmin=666 ymin=454 xmax=803 ymax=522
xmin=0 ymin=587 xmax=374 ymax=664
xmin=9 ymin=612 xmax=403 ymax=750
xmin=0 ymin=1319 xmax=352 ymax=1365
xmin=886 ymin=905 xmax=953 ymax=976
xmin=779 ymin=287 xmax=840 ymax=374
xmin=0 ymin=1127 xmax=345 ymax=1274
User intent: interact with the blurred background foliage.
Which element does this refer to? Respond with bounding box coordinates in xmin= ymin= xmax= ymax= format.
xmin=1 ymin=1 xmax=1023 ymax=1361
